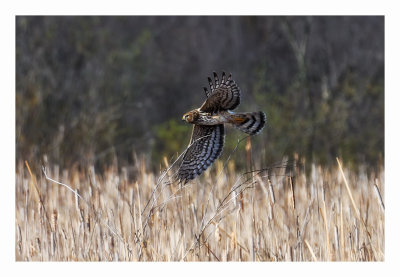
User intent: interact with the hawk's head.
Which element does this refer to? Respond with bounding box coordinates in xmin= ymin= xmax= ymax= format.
xmin=182 ymin=110 xmax=199 ymax=123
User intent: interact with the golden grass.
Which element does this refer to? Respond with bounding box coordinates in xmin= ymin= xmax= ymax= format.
xmin=15 ymin=157 xmax=384 ymax=261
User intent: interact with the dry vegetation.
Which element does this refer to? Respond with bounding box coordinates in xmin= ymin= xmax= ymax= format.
xmin=15 ymin=155 xmax=384 ymax=261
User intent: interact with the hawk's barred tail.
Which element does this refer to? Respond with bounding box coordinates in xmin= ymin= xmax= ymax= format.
xmin=230 ymin=111 xmax=266 ymax=135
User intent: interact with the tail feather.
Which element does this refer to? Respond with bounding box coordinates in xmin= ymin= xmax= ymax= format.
xmin=230 ymin=111 xmax=266 ymax=135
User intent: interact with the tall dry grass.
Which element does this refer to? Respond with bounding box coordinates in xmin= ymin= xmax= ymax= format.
xmin=15 ymin=155 xmax=384 ymax=261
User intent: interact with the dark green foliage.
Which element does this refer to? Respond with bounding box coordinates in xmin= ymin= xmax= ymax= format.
xmin=16 ymin=16 xmax=384 ymax=169
xmin=152 ymin=119 xmax=191 ymax=164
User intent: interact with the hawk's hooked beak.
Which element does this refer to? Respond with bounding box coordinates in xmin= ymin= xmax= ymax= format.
xmin=182 ymin=115 xmax=186 ymax=121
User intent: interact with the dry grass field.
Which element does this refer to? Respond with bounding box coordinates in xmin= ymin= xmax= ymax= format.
xmin=15 ymin=155 xmax=384 ymax=261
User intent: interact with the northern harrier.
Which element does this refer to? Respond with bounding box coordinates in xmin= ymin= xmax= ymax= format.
xmin=177 ymin=72 xmax=266 ymax=184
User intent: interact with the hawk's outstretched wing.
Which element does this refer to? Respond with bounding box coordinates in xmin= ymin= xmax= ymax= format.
xmin=200 ymin=72 xmax=241 ymax=114
xmin=177 ymin=124 xmax=224 ymax=184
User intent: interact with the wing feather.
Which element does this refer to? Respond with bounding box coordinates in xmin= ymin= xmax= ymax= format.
xmin=178 ymin=124 xmax=225 ymax=184
xmin=200 ymin=72 xmax=241 ymax=114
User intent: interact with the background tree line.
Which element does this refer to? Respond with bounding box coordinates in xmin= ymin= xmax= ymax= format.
xmin=16 ymin=16 xmax=384 ymax=171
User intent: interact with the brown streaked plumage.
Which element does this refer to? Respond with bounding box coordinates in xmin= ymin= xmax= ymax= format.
xmin=178 ymin=72 xmax=266 ymax=184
